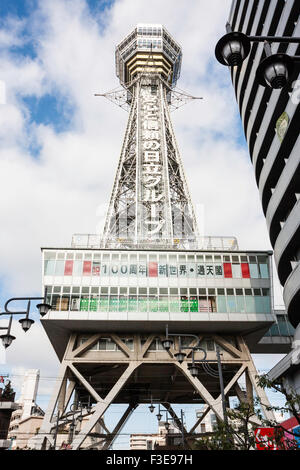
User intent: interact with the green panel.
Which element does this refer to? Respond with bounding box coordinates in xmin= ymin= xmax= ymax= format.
xmin=189 ymin=297 xmax=198 ymax=312
xmin=138 ymin=297 xmax=148 ymax=312
xmin=149 ymin=297 xmax=158 ymax=312
xmin=159 ymin=298 xmax=169 ymax=312
xmin=80 ymin=298 xmax=89 ymax=311
xmin=89 ymin=298 xmax=98 ymax=311
xmin=99 ymin=297 xmax=109 ymax=311
xmin=109 ymin=296 xmax=119 ymax=311
xmin=119 ymin=298 xmax=128 ymax=311
xmin=128 ymin=297 xmax=137 ymax=312
xmin=180 ymin=297 xmax=189 ymax=312
xmin=169 ymin=297 xmax=180 ymax=312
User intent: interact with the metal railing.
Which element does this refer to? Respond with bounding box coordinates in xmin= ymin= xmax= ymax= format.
xmin=71 ymin=234 xmax=239 ymax=251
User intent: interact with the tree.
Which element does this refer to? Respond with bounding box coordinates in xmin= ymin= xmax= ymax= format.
xmin=193 ymin=376 xmax=300 ymax=450
xmin=1 ymin=380 xmax=15 ymax=401
xmin=193 ymin=401 xmax=262 ymax=450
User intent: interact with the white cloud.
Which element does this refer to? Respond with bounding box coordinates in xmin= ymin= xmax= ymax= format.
xmin=0 ymin=16 xmax=27 ymax=49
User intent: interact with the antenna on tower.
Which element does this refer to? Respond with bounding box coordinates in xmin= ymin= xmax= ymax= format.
xmin=95 ymin=40 xmax=203 ymax=112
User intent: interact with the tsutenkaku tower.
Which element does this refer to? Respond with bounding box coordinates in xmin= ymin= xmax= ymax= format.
xmin=102 ymin=24 xmax=199 ymax=249
xmin=34 ymin=24 xmax=278 ymax=451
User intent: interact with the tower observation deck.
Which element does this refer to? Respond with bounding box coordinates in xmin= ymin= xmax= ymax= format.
xmin=34 ymin=24 xmax=285 ymax=451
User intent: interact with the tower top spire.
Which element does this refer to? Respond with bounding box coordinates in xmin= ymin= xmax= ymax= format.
xmin=115 ymin=24 xmax=182 ymax=87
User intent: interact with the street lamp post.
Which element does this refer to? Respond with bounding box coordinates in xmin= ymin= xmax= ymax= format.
xmin=149 ymin=401 xmax=186 ymax=449
xmin=65 ymin=402 xmax=84 ymax=447
xmin=51 ymin=402 xmax=84 ymax=450
xmin=162 ymin=325 xmax=229 ymax=427
xmin=52 ymin=410 xmax=61 ymax=451
xmin=0 ymin=289 xmax=51 ymax=348
xmin=215 ymin=22 xmax=300 ymax=89
xmin=216 ymin=345 xmax=228 ymax=430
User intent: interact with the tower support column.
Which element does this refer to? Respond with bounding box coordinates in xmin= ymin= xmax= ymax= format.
xmin=34 ymin=332 xmax=275 ymax=449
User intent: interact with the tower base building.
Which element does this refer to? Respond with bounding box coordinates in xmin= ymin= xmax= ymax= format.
xmin=34 ymin=240 xmax=277 ymax=450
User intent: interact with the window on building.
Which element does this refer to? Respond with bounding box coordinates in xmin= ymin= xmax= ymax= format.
xmin=146 ymin=440 xmax=153 ymax=450
xmin=210 ymin=413 xmax=217 ymax=430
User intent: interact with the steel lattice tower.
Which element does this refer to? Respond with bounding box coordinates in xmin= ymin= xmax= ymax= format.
xmin=32 ymin=24 xmax=280 ymax=451
xmin=102 ymin=25 xmax=199 ymax=249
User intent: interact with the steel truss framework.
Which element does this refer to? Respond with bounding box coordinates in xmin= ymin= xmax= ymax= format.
xmin=33 ymin=333 xmax=275 ymax=450
xmin=101 ymin=73 xmax=199 ymax=248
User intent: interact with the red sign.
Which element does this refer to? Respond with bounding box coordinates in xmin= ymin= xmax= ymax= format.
xmin=255 ymin=427 xmax=283 ymax=450
xmin=83 ymin=261 xmax=92 ymax=275
xmin=223 ymin=263 xmax=232 ymax=278
xmin=148 ymin=261 xmax=158 ymax=277
xmin=241 ymin=262 xmax=250 ymax=278
xmin=64 ymin=260 xmax=73 ymax=276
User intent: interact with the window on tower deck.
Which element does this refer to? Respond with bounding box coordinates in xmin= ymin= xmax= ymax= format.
xmin=208 ymin=289 xmax=217 ymax=312
xmin=258 ymin=256 xmax=269 ymax=278
xmin=99 ymin=288 xmax=109 ymax=312
xmin=245 ymin=289 xmax=255 ymax=313
xmin=217 ymin=288 xmax=227 ymax=313
xmin=226 ymin=289 xmax=236 ymax=313
xmin=236 ymin=289 xmax=246 ymax=313
xmin=249 ymin=256 xmax=259 ymax=278
xmin=54 ymin=260 xmax=64 ymax=276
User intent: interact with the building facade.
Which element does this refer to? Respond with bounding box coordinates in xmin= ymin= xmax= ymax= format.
xmin=8 ymin=370 xmax=44 ymax=449
xmin=225 ymin=0 xmax=300 ymax=388
xmin=130 ymin=422 xmax=178 ymax=450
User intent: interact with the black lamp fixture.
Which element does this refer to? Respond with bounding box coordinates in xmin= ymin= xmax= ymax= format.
xmin=18 ymin=299 xmax=35 ymax=332
xmin=174 ymin=351 xmax=186 ymax=364
xmin=149 ymin=403 xmax=155 ymax=413
xmin=0 ymin=316 xmax=16 ymax=348
xmin=215 ymin=26 xmax=251 ymax=66
xmin=148 ymin=394 xmax=156 ymax=413
xmin=163 ymin=325 xmax=207 ymax=370
xmin=155 ymin=404 xmax=164 ymax=423
xmin=187 ymin=363 xmax=200 ymax=378
xmin=173 ymin=334 xmax=186 ymax=364
xmin=0 ymin=332 xmax=16 ymax=349
xmin=256 ymin=49 xmax=294 ymax=89
xmin=19 ymin=317 xmax=35 ymax=332
xmin=162 ymin=338 xmax=174 ymax=351
xmin=215 ymin=22 xmax=300 ymax=90
xmin=36 ymin=302 xmax=52 ymax=317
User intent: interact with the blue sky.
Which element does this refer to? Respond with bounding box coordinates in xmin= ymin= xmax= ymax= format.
xmin=0 ymin=0 xmax=287 ymax=449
